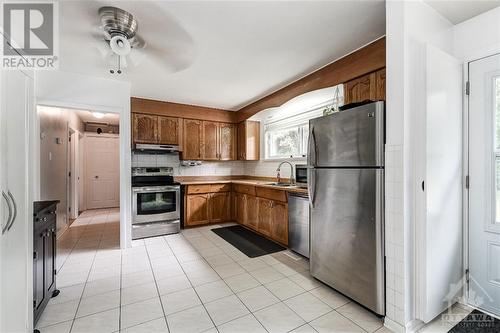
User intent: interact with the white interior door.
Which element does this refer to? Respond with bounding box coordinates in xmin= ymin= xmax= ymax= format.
xmin=469 ymin=53 xmax=500 ymax=316
xmin=85 ymin=134 xmax=120 ymax=209
xmin=0 ymin=69 xmax=33 ymax=332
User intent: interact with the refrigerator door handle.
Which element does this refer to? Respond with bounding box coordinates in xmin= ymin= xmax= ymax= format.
xmin=308 ymin=168 xmax=316 ymax=208
xmin=308 ymin=126 xmax=317 ymax=167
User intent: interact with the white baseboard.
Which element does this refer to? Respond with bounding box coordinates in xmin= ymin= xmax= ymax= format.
xmin=384 ymin=317 xmax=406 ymax=333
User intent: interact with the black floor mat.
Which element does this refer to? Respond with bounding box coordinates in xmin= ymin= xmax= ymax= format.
xmin=211 ymin=225 xmax=286 ymax=258
xmin=448 ymin=309 xmax=500 ymax=333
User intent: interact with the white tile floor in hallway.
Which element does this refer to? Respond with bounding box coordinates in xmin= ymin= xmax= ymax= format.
xmin=36 ymin=209 xmax=390 ymax=333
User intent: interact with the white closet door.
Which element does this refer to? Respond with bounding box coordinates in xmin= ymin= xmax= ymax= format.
xmin=416 ymin=44 xmax=463 ymax=323
xmin=85 ymin=135 xmax=120 ymax=210
xmin=0 ymin=69 xmax=33 ymax=332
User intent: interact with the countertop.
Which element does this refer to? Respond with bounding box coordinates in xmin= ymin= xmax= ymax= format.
xmin=179 ymin=178 xmax=308 ymax=195
xmin=33 ymin=200 xmax=60 ymax=214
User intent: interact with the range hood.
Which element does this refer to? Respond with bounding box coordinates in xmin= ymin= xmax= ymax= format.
xmin=134 ymin=144 xmax=179 ymax=154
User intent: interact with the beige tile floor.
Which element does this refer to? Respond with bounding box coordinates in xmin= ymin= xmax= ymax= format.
xmin=36 ymin=208 xmax=393 ymax=333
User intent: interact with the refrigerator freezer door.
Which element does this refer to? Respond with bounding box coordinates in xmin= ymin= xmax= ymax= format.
xmin=308 ymin=101 xmax=384 ymax=167
xmin=310 ymin=168 xmax=385 ymax=315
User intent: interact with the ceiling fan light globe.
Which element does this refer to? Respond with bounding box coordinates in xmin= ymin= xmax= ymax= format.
xmin=110 ymin=35 xmax=131 ymax=56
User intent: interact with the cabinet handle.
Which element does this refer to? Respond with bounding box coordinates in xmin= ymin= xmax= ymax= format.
xmin=7 ymin=191 xmax=17 ymax=231
xmin=2 ymin=191 xmax=12 ymax=234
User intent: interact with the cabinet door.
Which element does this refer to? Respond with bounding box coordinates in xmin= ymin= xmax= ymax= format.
xmin=133 ymin=113 xmax=158 ymax=144
xmin=45 ymin=227 xmax=56 ymax=292
xmin=235 ymin=193 xmax=246 ymax=224
xmin=246 ymin=195 xmax=259 ymax=230
xmin=271 ymin=202 xmax=288 ymax=245
xmin=257 ymin=198 xmax=272 ymax=237
xmin=158 ymin=116 xmax=179 ymax=145
xmin=209 ymin=192 xmax=231 ymax=223
xmin=237 ymin=121 xmax=260 ymax=161
xmin=375 ymin=68 xmax=386 ymax=101
xmin=33 ymin=230 xmax=45 ymax=311
xmin=237 ymin=122 xmax=246 ymax=160
xmin=343 ymin=72 xmax=376 ymax=104
xmin=219 ymin=123 xmax=237 ymax=160
xmin=185 ymin=194 xmax=209 ymax=226
xmin=202 ymin=121 xmax=219 ymax=160
xmin=182 ymin=119 xmax=203 ymax=160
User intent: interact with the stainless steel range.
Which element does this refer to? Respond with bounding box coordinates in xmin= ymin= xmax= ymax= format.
xmin=131 ymin=167 xmax=180 ymax=239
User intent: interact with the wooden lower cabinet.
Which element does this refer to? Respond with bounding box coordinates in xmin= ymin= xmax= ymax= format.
xmin=234 ymin=192 xmax=246 ymax=224
xmin=246 ymin=195 xmax=259 ymax=230
xmin=271 ymin=201 xmax=288 ymax=245
xmin=209 ymin=192 xmax=231 ymax=223
xmin=185 ymin=194 xmax=210 ymax=226
xmin=186 ymin=183 xmax=288 ymax=246
xmin=257 ymin=198 xmax=273 ymax=237
xmin=185 ymin=185 xmax=231 ymax=226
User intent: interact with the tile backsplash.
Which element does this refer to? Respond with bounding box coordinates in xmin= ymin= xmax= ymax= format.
xmin=131 ymin=153 xmax=306 ymax=178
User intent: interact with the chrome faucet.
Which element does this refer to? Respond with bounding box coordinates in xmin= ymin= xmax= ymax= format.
xmin=277 ymin=161 xmax=295 ymax=185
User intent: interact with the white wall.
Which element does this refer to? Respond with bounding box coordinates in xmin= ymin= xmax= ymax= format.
xmin=386 ymin=1 xmax=456 ymax=332
xmin=37 ymin=106 xmax=85 ymax=235
xmin=35 ymin=70 xmax=132 ymax=248
xmin=453 ymin=6 xmax=500 ymax=62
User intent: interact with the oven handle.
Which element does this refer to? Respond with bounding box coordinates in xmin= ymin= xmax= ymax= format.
xmin=132 ymin=186 xmax=180 ymax=193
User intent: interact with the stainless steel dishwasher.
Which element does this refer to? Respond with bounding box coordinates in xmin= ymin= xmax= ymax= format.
xmin=288 ymin=193 xmax=310 ymax=258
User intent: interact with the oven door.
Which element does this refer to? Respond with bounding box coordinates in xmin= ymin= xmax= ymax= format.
xmin=132 ymin=186 xmax=180 ymax=224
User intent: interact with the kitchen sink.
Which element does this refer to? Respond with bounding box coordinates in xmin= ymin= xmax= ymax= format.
xmin=266 ymin=182 xmax=294 ymax=187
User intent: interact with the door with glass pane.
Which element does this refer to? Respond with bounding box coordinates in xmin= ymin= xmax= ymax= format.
xmin=469 ymin=53 xmax=500 ymax=316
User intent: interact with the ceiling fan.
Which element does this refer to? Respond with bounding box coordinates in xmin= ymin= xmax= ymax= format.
xmin=93 ymin=6 xmax=147 ymax=74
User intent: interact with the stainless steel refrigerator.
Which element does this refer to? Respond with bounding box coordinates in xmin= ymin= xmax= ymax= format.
xmin=308 ymin=101 xmax=385 ymax=315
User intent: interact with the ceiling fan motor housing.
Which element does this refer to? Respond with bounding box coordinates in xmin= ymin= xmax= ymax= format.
xmin=99 ymin=6 xmax=138 ymax=40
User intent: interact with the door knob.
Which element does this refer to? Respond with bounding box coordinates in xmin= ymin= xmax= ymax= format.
xmin=95 ymin=175 xmax=99 ymax=179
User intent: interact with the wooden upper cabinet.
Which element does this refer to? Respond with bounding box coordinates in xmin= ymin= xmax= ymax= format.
xmin=158 ymin=116 xmax=180 ymax=145
xmin=202 ymin=121 xmax=219 ymax=160
xmin=219 ymin=123 xmax=237 ymax=161
xmin=343 ymin=72 xmax=376 ymax=105
xmin=183 ymin=119 xmax=203 ymax=160
xmin=237 ymin=120 xmax=260 ymax=161
xmin=343 ymin=68 xmax=386 ymax=105
xmin=133 ymin=114 xmax=158 ymax=144
xmin=375 ymin=68 xmax=386 ymax=101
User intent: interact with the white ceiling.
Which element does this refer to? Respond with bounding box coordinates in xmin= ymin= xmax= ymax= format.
xmin=74 ymin=109 xmax=120 ymax=125
xmin=425 ymin=0 xmax=500 ymax=25
xmin=59 ymin=1 xmax=385 ymax=111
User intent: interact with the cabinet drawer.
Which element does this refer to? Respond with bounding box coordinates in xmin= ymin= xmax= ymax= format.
xmin=233 ymin=184 xmax=256 ymax=196
xmin=210 ymin=183 xmax=231 ymax=192
xmin=187 ymin=185 xmax=212 ymax=194
xmin=256 ymin=187 xmax=287 ymax=202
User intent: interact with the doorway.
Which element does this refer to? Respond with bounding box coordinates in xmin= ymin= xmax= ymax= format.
xmin=38 ymin=106 xmax=120 ymax=235
xmin=468 ymin=53 xmax=500 ymax=317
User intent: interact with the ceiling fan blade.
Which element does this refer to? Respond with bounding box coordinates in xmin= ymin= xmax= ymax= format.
xmin=90 ymin=25 xmax=111 ymax=41
xmin=128 ymin=48 xmax=147 ymax=67
xmin=130 ymin=34 xmax=146 ymax=49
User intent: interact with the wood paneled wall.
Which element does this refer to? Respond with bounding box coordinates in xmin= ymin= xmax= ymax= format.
xmin=131 ymin=97 xmax=238 ymax=123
